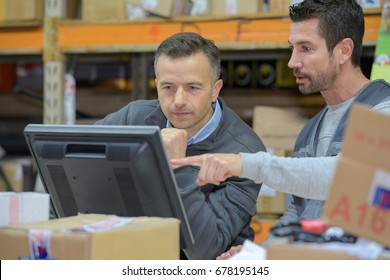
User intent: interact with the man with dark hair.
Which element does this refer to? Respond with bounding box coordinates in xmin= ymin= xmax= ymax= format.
xmin=96 ymin=32 xmax=266 ymax=259
xmin=172 ymin=0 xmax=390 ymax=259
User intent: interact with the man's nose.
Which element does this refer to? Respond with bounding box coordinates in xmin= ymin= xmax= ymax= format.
xmin=288 ymin=51 xmax=302 ymax=69
xmin=173 ymin=87 xmax=185 ymax=106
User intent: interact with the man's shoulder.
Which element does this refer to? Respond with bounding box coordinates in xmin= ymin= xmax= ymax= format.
xmin=221 ymin=106 xmax=256 ymax=134
xmin=129 ymin=99 xmax=159 ymax=108
xmin=124 ymin=99 xmax=160 ymax=116
xmin=218 ymin=108 xmax=266 ymax=152
xmin=365 ymin=79 xmax=390 ymax=94
xmin=354 ymin=79 xmax=390 ymax=108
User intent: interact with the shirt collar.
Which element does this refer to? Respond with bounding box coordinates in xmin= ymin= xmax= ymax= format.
xmin=166 ymin=99 xmax=222 ymax=146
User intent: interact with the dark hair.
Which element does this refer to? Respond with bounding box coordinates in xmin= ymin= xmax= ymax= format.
xmin=289 ymin=0 xmax=364 ymax=66
xmin=154 ymin=32 xmax=221 ymax=82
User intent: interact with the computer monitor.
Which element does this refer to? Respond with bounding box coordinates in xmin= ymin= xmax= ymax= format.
xmin=24 ymin=124 xmax=194 ymax=249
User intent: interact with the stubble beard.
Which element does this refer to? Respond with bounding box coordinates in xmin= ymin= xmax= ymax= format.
xmin=297 ymin=61 xmax=337 ymax=95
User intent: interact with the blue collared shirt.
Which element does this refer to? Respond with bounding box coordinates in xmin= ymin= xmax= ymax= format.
xmin=166 ymin=99 xmax=222 ymax=146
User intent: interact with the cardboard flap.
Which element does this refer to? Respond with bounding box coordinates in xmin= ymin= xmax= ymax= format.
xmin=343 ymin=104 xmax=390 ymax=170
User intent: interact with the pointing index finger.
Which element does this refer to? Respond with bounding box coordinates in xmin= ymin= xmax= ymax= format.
xmin=170 ymin=155 xmax=203 ymax=167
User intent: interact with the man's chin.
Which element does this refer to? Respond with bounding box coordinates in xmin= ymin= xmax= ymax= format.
xmin=299 ymin=88 xmax=318 ymax=95
xmin=169 ymin=122 xmax=188 ymax=130
xmin=298 ymin=85 xmax=306 ymax=94
xmin=298 ymin=85 xmax=312 ymax=95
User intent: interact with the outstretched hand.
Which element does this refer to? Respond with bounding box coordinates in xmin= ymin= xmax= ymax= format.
xmin=170 ymin=153 xmax=242 ymax=186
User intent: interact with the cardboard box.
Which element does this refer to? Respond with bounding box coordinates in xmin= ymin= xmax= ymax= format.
xmin=0 ymin=0 xmax=43 ymax=22
xmin=323 ymin=104 xmax=390 ymax=248
xmin=257 ymin=145 xmax=287 ymax=216
xmin=257 ymin=190 xmax=286 ymax=214
xmin=266 ymin=242 xmax=390 ymax=260
xmin=0 ymin=192 xmax=50 ymax=227
xmin=211 ymin=0 xmax=263 ymax=16
xmin=267 ymin=243 xmax=357 ymax=260
xmin=252 ymin=111 xmax=299 ymax=215
xmin=252 ymin=106 xmax=307 ymax=151
xmin=0 ymin=214 xmax=180 ymax=259
xmin=82 ymin=0 xmax=127 ymax=21
xmin=186 ymin=0 xmax=210 ymax=16
xmin=126 ymin=0 xmax=187 ymax=18
xmin=268 ymin=0 xmax=290 ymax=13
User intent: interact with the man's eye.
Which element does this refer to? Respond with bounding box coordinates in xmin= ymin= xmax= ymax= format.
xmin=187 ymin=85 xmax=201 ymax=91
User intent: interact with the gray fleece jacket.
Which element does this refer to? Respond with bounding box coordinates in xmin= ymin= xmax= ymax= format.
xmin=95 ymin=97 xmax=266 ymax=259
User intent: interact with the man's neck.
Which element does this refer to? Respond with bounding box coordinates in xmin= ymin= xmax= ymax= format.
xmin=322 ymin=70 xmax=369 ymax=105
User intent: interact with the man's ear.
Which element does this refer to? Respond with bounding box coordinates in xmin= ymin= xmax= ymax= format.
xmin=338 ymin=38 xmax=354 ymax=65
xmin=212 ymin=79 xmax=223 ymax=101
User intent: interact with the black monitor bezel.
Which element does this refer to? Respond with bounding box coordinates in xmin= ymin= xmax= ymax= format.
xmin=24 ymin=124 xmax=194 ymax=249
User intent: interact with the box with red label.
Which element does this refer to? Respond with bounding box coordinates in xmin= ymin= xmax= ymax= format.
xmin=323 ymin=104 xmax=390 ymax=248
xmin=0 ymin=214 xmax=180 ymax=259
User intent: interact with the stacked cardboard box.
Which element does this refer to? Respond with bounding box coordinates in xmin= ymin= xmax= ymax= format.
xmin=253 ymin=106 xmax=307 ymax=216
xmin=210 ymin=0 xmax=264 ymax=16
xmin=82 ymin=0 xmax=187 ymax=20
xmin=267 ymin=242 xmax=390 ymax=260
xmin=126 ymin=0 xmax=187 ymax=18
xmin=0 ymin=192 xmax=50 ymax=227
xmin=0 ymin=0 xmax=43 ymax=22
xmin=0 ymin=214 xmax=180 ymax=259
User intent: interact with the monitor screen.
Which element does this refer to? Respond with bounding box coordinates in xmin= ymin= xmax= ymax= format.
xmin=24 ymin=124 xmax=194 ymax=249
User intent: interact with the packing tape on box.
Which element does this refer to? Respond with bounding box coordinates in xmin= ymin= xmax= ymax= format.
xmin=0 ymin=192 xmax=21 ymax=226
xmin=62 ymin=216 xmax=135 ymax=233
xmin=8 ymin=195 xmax=20 ymax=225
xmin=0 ymin=192 xmax=50 ymax=227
